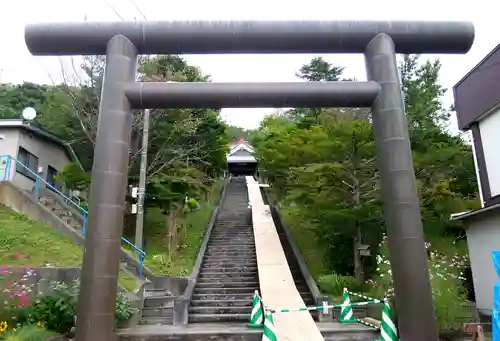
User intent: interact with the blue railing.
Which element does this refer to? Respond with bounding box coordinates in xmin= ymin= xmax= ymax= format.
xmin=0 ymin=155 xmax=146 ymax=279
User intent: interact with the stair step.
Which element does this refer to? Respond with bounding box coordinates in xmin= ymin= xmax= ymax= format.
xmin=203 ymin=256 xmax=257 ymax=261
xmin=197 ymin=276 xmax=259 ymax=282
xmin=205 ymin=250 xmax=255 ymax=253
xmin=211 ymin=229 xmax=253 ymax=232
xmin=202 ymin=259 xmax=257 ymax=268
xmin=190 ymin=299 xmax=252 ymax=307
xmin=208 ymin=240 xmax=254 ymax=243
xmin=194 ymin=287 xmax=257 ymax=294
xmin=142 ymin=307 xmax=173 ymax=318
xmin=143 ymin=296 xmax=177 ymax=307
xmin=196 ymin=281 xmax=259 ymax=288
xmin=199 ymin=273 xmax=257 ymax=280
xmin=139 ymin=317 xmax=172 ymax=325
xmin=207 ymin=246 xmax=256 ymax=249
xmin=189 ymin=306 xmax=252 ymax=314
xmin=200 ymin=267 xmax=257 ymax=272
xmin=188 ymin=313 xmax=250 ymax=323
xmin=199 ymin=273 xmax=258 ymax=279
xmin=206 ymin=249 xmax=255 ymax=253
xmin=211 ymin=231 xmax=254 ymax=234
xmin=192 ymin=293 xmax=254 ymax=301
xmin=210 ymin=232 xmax=255 ymax=238
xmin=202 ymin=264 xmax=257 ymax=270
xmin=144 ymin=289 xmax=173 ymax=298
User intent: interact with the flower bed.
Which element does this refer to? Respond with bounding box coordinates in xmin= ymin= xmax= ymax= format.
xmin=0 ymin=254 xmax=137 ymax=339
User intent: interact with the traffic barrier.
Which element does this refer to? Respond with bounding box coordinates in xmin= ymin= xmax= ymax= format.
xmin=257 ymin=287 xmax=396 ymax=339
xmin=262 ymin=306 xmax=278 ymax=341
xmin=249 ymin=290 xmax=265 ymax=328
xmin=380 ymin=297 xmax=399 ymax=341
xmin=345 ymin=289 xmax=380 ymax=303
xmin=269 ymin=299 xmax=380 ymax=314
xmin=339 ymin=287 xmax=357 ymax=323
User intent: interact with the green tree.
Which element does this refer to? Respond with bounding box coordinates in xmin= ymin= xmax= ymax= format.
xmin=295 ymin=57 xmax=344 ymax=82
xmin=0 ymin=54 xmax=229 ymax=258
xmin=400 ymin=54 xmax=479 ymax=240
xmin=254 ymin=54 xmax=479 ymax=285
xmin=226 ymin=125 xmax=255 ymax=141
xmin=286 ymin=116 xmax=382 ymax=280
xmin=129 ymin=55 xmax=228 ymax=255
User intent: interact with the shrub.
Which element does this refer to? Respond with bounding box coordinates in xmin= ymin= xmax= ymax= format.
xmin=186 ymin=198 xmax=200 ymax=211
xmin=317 ymin=274 xmax=367 ymax=297
xmin=10 ymin=279 xmax=137 ymax=334
xmin=115 ymin=292 xmax=136 ymax=324
xmin=54 ymin=162 xmax=90 ymax=191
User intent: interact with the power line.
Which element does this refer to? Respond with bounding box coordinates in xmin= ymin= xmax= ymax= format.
xmin=130 ymin=0 xmax=147 ymax=20
xmin=104 ymin=0 xmax=124 ymax=21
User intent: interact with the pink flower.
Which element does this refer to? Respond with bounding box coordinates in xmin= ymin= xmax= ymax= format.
xmin=9 ymin=295 xmax=14 ymax=300
xmin=7 ymin=282 xmax=12 ymax=287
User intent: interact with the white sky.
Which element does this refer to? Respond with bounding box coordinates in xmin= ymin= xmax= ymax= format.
xmin=0 ymin=0 xmax=498 ymax=130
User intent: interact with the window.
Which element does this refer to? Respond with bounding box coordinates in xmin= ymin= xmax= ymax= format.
xmin=16 ymin=147 xmax=39 ymax=180
xmin=46 ymin=165 xmax=62 ymax=191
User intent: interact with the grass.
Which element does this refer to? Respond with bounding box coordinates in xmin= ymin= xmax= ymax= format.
xmin=0 ymin=204 xmax=139 ymax=292
xmin=0 ymin=205 xmax=82 ymax=267
xmin=1 ymin=325 xmax=57 ymax=341
xmin=118 ymin=270 xmax=140 ymax=292
xmin=280 ymin=205 xmax=330 ymax=279
xmin=141 ymin=180 xmax=224 ymax=276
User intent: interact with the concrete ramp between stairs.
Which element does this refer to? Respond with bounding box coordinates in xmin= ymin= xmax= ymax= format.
xmin=246 ymin=176 xmax=324 ymax=341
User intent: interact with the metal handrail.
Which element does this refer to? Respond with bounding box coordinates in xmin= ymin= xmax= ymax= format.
xmin=0 ymin=154 xmax=146 ymax=279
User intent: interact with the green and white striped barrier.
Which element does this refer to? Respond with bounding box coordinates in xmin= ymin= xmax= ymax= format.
xmin=346 ymin=289 xmax=380 ymax=303
xmin=248 ymin=290 xmax=264 ymax=328
xmin=271 ymin=299 xmax=380 ymax=314
xmin=262 ymin=306 xmax=278 ymax=341
xmin=380 ymin=298 xmax=399 ymax=341
xmin=254 ymin=288 xmax=396 ymax=340
xmin=339 ymin=287 xmax=357 ymax=323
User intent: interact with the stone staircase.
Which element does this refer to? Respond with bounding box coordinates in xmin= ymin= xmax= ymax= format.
xmin=140 ymin=288 xmax=176 ymax=325
xmin=37 ymin=194 xmax=147 ymax=282
xmin=189 ymin=177 xmax=258 ymax=323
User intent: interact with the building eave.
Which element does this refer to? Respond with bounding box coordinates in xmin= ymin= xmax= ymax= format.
xmin=450 ymin=203 xmax=500 ymax=222
xmin=0 ymin=120 xmax=83 ymax=171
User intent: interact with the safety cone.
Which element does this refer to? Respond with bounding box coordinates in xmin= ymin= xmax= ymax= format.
xmin=262 ymin=307 xmax=278 ymax=341
xmin=248 ymin=290 xmax=264 ymax=328
xmin=339 ymin=288 xmax=357 ymax=323
xmin=380 ymin=298 xmax=399 ymax=341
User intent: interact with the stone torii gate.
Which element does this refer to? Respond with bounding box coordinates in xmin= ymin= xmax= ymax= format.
xmin=25 ymin=20 xmax=474 ymax=341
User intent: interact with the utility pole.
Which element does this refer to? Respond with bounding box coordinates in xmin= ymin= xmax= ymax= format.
xmin=135 ymin=109 xmax=150 ymax=249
